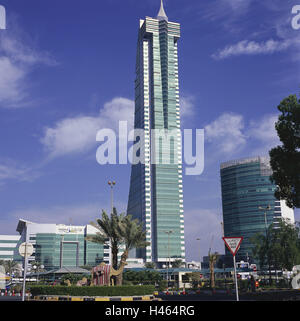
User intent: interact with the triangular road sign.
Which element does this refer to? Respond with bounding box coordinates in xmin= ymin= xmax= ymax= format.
xmin=222 ymin=237 xmax=243 ymax=256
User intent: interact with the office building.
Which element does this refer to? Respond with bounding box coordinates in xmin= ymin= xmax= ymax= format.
xmin=127 ymin=1 xmax=185 ymax=266
xmin=220 ymin=156 xmax=295 ymax=265
xmin=0 ymin=235 xmax=22 ymax=261
xmin=13 ymin=219 xmax=110 ymax=271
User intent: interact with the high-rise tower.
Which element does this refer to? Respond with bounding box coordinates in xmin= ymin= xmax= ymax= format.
xmin=220 ymin=156 xmax=295 ymax=266
xmin=127 ymin=1 xmax=185 ymax=266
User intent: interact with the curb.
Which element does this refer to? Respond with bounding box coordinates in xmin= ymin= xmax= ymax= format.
xmin=33 ymin=295 xmax=156 ymax=302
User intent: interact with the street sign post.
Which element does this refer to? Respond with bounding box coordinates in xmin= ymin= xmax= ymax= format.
xmin=19 ymin=242 xmax=33 ymax=257
xmin=19 ymin=242 xmax=33 ymax=301
xmin=222 ymin=237 xmax=243 ymax=301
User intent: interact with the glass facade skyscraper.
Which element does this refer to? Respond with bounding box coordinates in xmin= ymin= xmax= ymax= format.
xmin=127 ymin=1 xmax=185 ymax=266
xmin=220 ymin=156 xmax=294 ymax=266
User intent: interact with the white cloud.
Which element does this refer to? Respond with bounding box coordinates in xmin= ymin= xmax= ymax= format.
xmin=180 ymin=95 xmax=195 ymax=119
xmin=247 ymin=113 xmax=280 ymax=156
xmin=41 ymin=97 xmax=134 ymax=158
xmin=212 ymin=39 xmax=295 ymax=60
xmin=203 ymin=112 xmax=281 ymax=160
xmin=41 ymin=116 xmax=102 ymax=158
xmin=0 ymin=32 xmax=56 ymax=66
xmin=248 ymin=114 xmax=278 ymax=143
xmin=0 ymin=57 xmax=26 ymax=105
xmin=223 ymin=0 xmax=252 ymax=11
xmin=0 ymin=159 xmax=38 ymax=184
xmin=0 ymin=19 xmax=56 ymax=108
xmin=204 ymin=112 xmax=246 ymax=154
xmin=41 ymin=95 xmax=199 ymax=159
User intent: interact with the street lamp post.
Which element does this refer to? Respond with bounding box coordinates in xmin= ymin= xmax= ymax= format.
xmin=164 ymin=230 xmax=173 ymax=287
xmin=108 ymin=181 xmax=116 ymax=214
xmin=196 ymin=238 xmax=201 ymax=270
xmin=258 ymin=205 xmax=271 ymax=236
xmin=32 ymin=264 xmax=44 ymax=283
xmin=258 ymin=204 xmax=272 ymax=284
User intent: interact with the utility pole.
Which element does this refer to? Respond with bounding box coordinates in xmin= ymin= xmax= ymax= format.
xmin=258 ymin=204 xmax=271 ymax=234
xmin=108 ymin=181 xmax=116 ymax=214
xmin=164 ymin=230 xmax=173 ymax=287
xmin=196 ymin=238 xmax=201 ymax=270
xmin=221 ymin=222 xmax=224 ymax=237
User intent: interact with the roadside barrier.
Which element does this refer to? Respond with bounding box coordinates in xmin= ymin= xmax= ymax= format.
xmin=33 ymin=295 xmax=155 ymax=302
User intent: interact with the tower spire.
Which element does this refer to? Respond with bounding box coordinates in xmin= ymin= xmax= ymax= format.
xmin=157 ymin=0 xmax=168 ymax=21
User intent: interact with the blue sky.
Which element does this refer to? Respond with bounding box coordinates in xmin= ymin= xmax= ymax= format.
xmin=0 ymin=0 xmax=299 ymax=261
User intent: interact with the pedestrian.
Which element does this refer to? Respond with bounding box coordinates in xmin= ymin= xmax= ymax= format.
xmin=247 ymin=275 xmax=251 ymax=292
xmin=250 ymin=275 xmax=256 ymax=293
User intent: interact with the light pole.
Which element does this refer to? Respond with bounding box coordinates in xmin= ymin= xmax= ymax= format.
xmin=32 ymin=263 xmax=44 ymax=283
xmin=221 ymin=222 xmax=224 ymax=237
xmin=164 ymin=230 xmax=173 ymax=287
xmin=196 ymin=238 xmax=201 ymax=270
xmin=108 ymin=180 xmax=116 ymax=214
xmin=258 ymin=204 xmax=272 ymax=284
xmin=258 ymin=204 xmax=271 ymax=235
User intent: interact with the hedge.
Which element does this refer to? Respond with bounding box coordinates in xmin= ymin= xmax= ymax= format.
xmin=28 ymin=285 xmax=155 ymax=297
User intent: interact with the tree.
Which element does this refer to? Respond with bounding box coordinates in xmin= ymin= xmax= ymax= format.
xmin=87 ymin=208 xmax=125 ymax=271
xmin=144 ymin=262 xmax=156 ymax=269
xmin=271 ymin=219 xmax=300 ymax=271
xmin=61 ymin=273 xmax=90 ymax=285
xmin=87 ymin=209 xmax=149 ymax=286
xmin=251 ymin=233 xmax=268 ymax=270
xmin=171 ymin=259 xmax=184 ymax=268
xmin=188 ymin=272 xmax=203 ymax=288
xmin=251 ymin=218 xmax=300 ymax=280
xmin=269 ymin=93 xmax=300 ymax=208
xmin=116 ymin=214 xmax=149 ymax=285
xmin=2 ymin=260 xmax=20 ymax=277
xmin=123 ymin=270 xmax=161 ymax=285
xmin=251 ymin=227 xmax=273 ymax=283
xmin=209 ymin=253 xmax=217 ymax=289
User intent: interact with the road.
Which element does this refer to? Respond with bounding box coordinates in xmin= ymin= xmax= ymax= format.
xmin=0 ymin=296 xmax=22 ymax=301
xmin=159 ymin=290 xmax=300 ymax=301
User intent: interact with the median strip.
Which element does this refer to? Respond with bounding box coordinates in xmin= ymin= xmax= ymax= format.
xmin=33 ymin=295 xmax=155 ymax=301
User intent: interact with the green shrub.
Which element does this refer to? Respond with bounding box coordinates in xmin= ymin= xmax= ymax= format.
xmin=157 ymin=280 xmax=167 ymax=292
xmin=60 ymin=273 xmax=90 ymax=285
xmin=28 ymin=285 xmax=155 ymax=297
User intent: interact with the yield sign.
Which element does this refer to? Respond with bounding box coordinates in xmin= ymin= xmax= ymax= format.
xmin=222 ymin=237 xmax=243 ymax=256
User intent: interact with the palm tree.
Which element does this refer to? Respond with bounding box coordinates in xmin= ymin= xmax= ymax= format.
xmin=86 ymin=208 xmax=125 ymax=271
xmin=172 ymin=259 xmax=184 ymax=268
xmin=116 ymin=214 xmax=149 ymax=285
xmin=144 ymin=262 xmax=156 ymax=269
xmin=209 ymin=253 xmax=218 ymax=289
xmin=87 ymin=209 xmax=149 ymax=285
xmin=3 ymin=260 xmax=20 ymax=277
